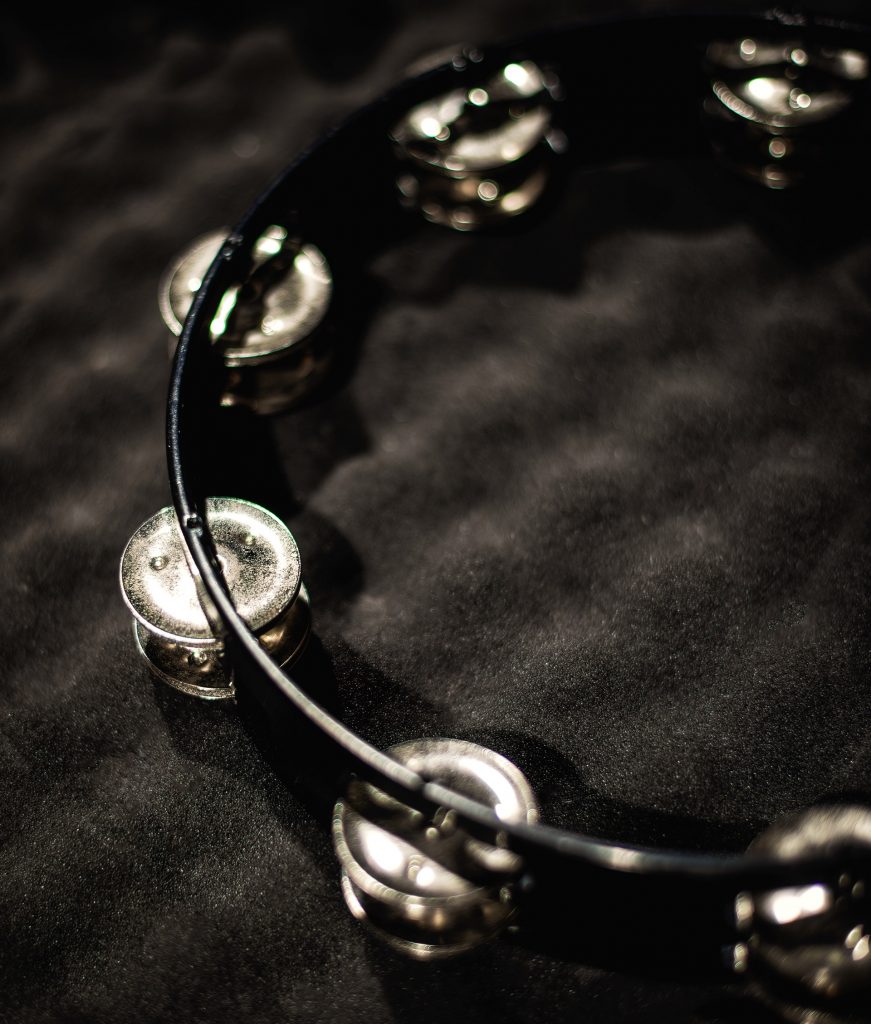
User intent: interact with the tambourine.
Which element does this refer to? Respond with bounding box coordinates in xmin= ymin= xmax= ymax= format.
xmin=119 ymin=11 xmax=871 ymax=1022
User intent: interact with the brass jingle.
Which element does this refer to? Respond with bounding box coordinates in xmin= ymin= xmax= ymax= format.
xmin=736 ymin=806 xmax=871 ymax=1023
xmin=120 ymin=498 xmax=310 ymax=699
xmin=332 ymin=738 xmax=538 ymax=959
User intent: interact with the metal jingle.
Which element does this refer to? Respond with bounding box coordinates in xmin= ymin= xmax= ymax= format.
xmin=332 ymin=738 xmax=539 ymax=959
xmin=735 ymin=805 xmax=871 ymax=1023
xmin=707 ymin=37 xmax=799 ymax=71
xmin=702 ymin=105 xmax=811 ymax=190
xmin=158 ymin=226 xmax=333 ymax=411
xmin=211 ymin=226 xmax=332 ymax=366
xmin=120 ymin=497 xmax=311 ymax=699
xmin=707 ymin=37 xmax=870 ymax=82
xmin=397 ymin=150 xmax=553 ymax=231
xmin=704 ymin=97 xmax=848 ymax=191
xmin=705 ymin=33 xmax=868 ymax=131
xmin=219 ymin=339 xmax=334 ymax=416
xmin=703 ymin=37 xmax=869 ymax=189
xmin=710 ymin=76 xmax=853 ymax=131
xmin=391 ymin=59 xmax=560 ymax=175
xmin=159 ymin=229 xmax=226 ymax=337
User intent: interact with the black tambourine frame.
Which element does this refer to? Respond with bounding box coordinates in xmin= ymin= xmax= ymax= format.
xmin=165 ymin=8 xmax=871 ymax=1015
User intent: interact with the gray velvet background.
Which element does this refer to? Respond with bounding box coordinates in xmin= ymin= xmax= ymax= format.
xmin=2 ymin=3 xmax=870 ymax=1022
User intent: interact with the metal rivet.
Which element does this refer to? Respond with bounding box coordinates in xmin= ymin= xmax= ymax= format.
xmin=158 ymin=227 xmax=334 ymax=414
xmin=120 ymin=497 xmax=310 ymax=699
xmin=737 ymin=805 xmax=871 ymax=1018
xmin=332 ymin=738 xmax=538 ymax=959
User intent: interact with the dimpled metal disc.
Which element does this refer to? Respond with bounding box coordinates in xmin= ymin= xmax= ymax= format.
xmin=158 ymin=229 xmax=227 ymax=338
xmin=333 ymin=738 xmax=539 ymax=959
xmin=120 ymin=497 xmax=302 ymax=644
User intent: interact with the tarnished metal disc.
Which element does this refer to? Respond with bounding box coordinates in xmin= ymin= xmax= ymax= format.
xmin=158 ymin=229 xmax=227 ymax=338
xmin=120 ymin=497 xmax=302 ymax=644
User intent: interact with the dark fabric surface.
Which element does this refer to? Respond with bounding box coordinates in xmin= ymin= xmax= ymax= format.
xmin=2 ymin=3 xmax=871 ymax=1022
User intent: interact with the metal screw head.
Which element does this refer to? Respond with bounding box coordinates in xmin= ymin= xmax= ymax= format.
xmin=737 ymin=805 xmax=871 ymax=1021
xmin=333 ymin=738 xmax=538 ymax=959
xmin=120 ymin=497 xmax=309 ymax=698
